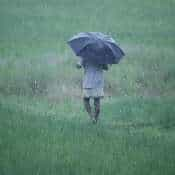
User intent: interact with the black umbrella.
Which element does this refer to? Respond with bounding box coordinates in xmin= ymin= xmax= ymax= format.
xmin=67 ymin=32 xmax=125 ymax=64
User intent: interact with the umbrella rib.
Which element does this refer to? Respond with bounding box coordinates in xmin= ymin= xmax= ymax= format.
xmin=77 ymin=41 xmax=96 ymax=56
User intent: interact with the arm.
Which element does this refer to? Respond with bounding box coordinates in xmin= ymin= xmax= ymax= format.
xmin=76 ymin=58 xmax=83 ymax=69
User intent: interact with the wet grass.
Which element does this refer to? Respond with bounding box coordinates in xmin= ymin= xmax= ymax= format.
xmin=0 ymin=95 xmax=175 ymax=175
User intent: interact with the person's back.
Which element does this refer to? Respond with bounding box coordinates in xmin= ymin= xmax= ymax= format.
xmin=83 ymin=62 xmax=104 ymax=89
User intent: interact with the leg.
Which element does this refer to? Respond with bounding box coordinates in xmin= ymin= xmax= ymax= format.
xmin=83 ymin=97 xmax=92 ymax=118
xmin=94 ymin=97 xmax=100 ymax=122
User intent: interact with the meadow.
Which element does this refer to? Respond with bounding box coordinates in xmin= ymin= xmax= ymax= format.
xmin=0 ymin=0 xmax=175 ymax=174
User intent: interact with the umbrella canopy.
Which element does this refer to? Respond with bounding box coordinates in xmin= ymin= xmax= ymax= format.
xmin=67 ymin=32 xmax=125 ymax=64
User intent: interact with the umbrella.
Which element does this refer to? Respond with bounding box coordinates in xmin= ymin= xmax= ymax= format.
xmin=67 ymin=32 xmax=125 ymax=64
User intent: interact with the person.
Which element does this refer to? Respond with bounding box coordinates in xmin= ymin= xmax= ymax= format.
xmin=76 ymin=58 xmax=108 ymax=123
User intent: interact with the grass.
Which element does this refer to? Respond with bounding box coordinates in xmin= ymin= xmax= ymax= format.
xmin=0 ymin=0 xmax=175 ymax=174
xmin=0 ymin=95 xmax=175 ymax=175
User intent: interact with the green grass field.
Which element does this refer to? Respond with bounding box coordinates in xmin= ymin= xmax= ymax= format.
xmin=0 ymin=0 xmax=175 ymax=174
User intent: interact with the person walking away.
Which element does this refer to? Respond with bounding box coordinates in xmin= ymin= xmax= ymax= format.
xmin=76 ymin=58 xmax=108 ymax=123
